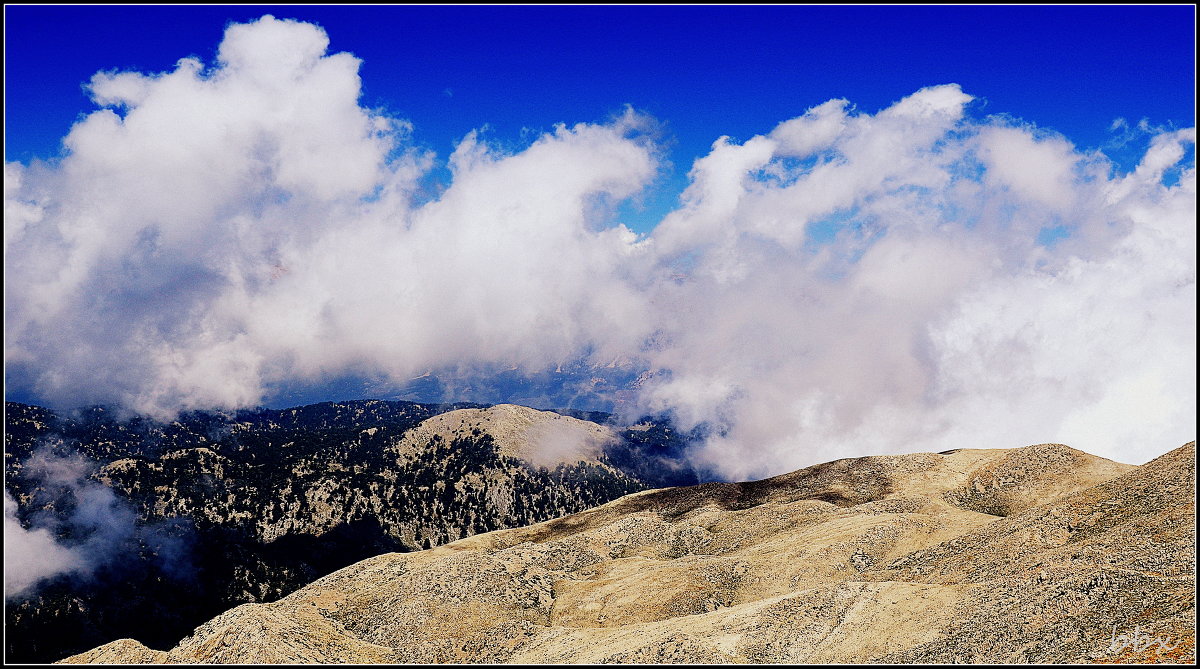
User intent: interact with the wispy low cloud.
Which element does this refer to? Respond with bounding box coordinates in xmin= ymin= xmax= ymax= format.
xmin=4 ymin=447 xmax=128 ymax=599
xmin=5 ymin=16 xmax=1195 ymax=480
xmin=3 ymin=445 xmax=193 ymax=600
xmin=4 ymin=488 xmax=84 ymax=599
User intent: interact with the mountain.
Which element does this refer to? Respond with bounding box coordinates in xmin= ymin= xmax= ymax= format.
xmin=59 ymin=441 xmax=1196 ymax=664
xmin=4 ymin=400 xmax=699 ymax=664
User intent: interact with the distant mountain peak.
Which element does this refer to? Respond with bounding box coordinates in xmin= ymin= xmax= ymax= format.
xmin=392 ymin=404 xmax=618 ymax=469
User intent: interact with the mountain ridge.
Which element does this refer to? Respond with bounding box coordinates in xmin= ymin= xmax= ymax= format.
xmin=56 ymin=441 xmax=1196 ymax=664
xmin=4 ymin=399 xmax=697 ymax=663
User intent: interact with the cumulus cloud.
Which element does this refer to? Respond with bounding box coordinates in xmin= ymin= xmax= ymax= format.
xmin=5 ymin=16 xmax=1195 ymax=481
xmin=637 ymin=89 xmax=1194 ymax=478
xmin=5 ymin=15 xmax=657 ymax=418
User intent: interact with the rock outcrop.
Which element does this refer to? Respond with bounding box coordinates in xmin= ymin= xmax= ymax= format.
xmin=61 ymin=442 xmax=1196 ymax=664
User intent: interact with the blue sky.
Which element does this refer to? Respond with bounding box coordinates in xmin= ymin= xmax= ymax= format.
xmin=6 ymin=5 xmax=1196 ymax=231
xmin=4 ymin=5 xmax=1196 ymax=474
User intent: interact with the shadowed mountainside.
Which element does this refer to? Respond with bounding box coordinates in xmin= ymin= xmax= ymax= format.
xmin=61 ymin=441 xmax=1195 ymax=664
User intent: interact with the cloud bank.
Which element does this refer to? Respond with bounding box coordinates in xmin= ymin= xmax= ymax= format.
xmin=5 ymin=16 xmax=1195 ymax=480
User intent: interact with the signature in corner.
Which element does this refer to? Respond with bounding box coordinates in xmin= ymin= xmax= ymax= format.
xmin=1109 ymin=624 xmax=1178 ymax=654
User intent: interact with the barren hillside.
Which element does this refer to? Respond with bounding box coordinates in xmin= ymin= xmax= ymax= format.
xmin=61 ymin=441 xmax=1196 ymax=664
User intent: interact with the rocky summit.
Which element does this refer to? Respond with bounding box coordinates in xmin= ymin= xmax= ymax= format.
xmin=60 ymin=441 xmax=1195 ymax=664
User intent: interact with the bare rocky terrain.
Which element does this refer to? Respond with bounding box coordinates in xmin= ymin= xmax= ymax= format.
xmin=60 ymin=441 xmax=1196 ymax=664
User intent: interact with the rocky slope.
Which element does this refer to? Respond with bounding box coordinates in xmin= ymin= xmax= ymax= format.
xmin=60 ymin=441 xmax=1196 ymax=664
xmin=4 ymin=400 xmax=698 ymax=663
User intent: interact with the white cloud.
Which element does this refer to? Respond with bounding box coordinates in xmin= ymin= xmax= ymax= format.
xmin=5 ymin=17 xmax=1195 ymax=481
xmin=4 ymin=489 xmax=84 ymax=600
xmin=4 ymin=445 xmax=197 ymax=600
xmin=633 ymin=85 xmax=1194 ymax=478
xmin=976 ymin=124 xmax=1080 ymax=212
